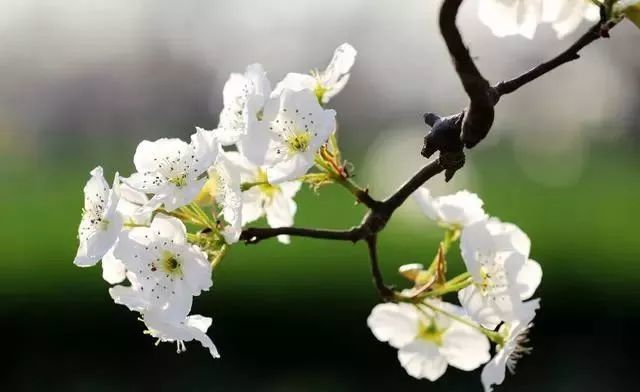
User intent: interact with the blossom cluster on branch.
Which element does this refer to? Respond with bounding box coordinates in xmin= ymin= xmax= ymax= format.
xmin=72 ymin=0 xmax=639 ymax=390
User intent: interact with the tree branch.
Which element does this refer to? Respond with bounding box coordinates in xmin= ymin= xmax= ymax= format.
xmin=494 ymin=11 xmax=614 ymax=97
xmin=240 ymin=226 xmax=362 ymax=245
xmin=365 ymin=235 xmax=394 ymax=300
xmin=239 ymin=0 xmax=616 ymax=299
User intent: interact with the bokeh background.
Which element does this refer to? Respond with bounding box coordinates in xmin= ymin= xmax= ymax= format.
xmin=2 ymin=0 xmax=639 ymax=390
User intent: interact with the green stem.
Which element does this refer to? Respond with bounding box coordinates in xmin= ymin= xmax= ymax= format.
xmin=417 ymin=302 xmax=500 ymax=342
xmin=190 ymin=203 xmax=215 ymax=228
xmin=211 ymin=244 xmax=228 ymax=269
xmin=123 ymin=222 xmax=149 ymax=228
xmin=241 ymin=181 xmax=269 ymax=192
xmin=422 ymin=276 xmax=472 ymax=298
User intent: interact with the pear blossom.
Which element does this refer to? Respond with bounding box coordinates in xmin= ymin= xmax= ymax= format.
xmin=125 ymin=129 xmax=216 ymax=212
xmin=117 ymin=182 xmax=152 ymax=226
xmin=206 ymin=151 xmax=244 ymax=244
xmin=226 ymin=152 xmax=301 ymax=244
xmin=479 ymin=0 xmax=600 ymax=39
xmin=244 ymin=89 xmax=336 ymax=183
xmin=142 ymin=310 xmax=220 ymax=359
xmin=413 ymin=188 xmax=488 ymax=228
xmin=110 ymin=214 xmax=212 ymax=322
xmin=74 ymin=166 xmax=123 ymax=267
xmin=481 ymin=299 xmax=540 ymax=392
xmin=367 ymin=302 xmax=490 ymax=381
xmin=458 ymin=218 xmax=542 ymax=329
xmin=272 ymin=43 xmax=357 ymax=104
xmin=205 ymin=63 xmax=271 ymax=146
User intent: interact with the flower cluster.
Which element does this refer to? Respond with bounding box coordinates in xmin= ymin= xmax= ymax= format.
xmin=367 ymin=189 xmax=542 ymax=391
xmin=73 ymin=43 xmax=357 ymax=357
xmin=479 ymin=0 xmax=640 ymax=39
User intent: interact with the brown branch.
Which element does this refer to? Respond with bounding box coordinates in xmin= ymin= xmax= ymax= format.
xmin=365 ymin=235 xmax=394 ymax=300
xmin=239 ymin=0 xmax=615 ymax=299
xmin=494 ymin=11 xmax=614 ymax=97
xmin=240 ymin=226 xmax=362 ymax=245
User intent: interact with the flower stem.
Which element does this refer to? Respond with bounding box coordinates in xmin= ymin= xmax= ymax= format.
xmin=417 ymin=302 xmax=499 ymax=341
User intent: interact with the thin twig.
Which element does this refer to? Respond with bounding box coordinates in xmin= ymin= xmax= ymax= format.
xmin=494 ymin=12 xmax=613 ymax=97
xmin=240 ymin=226 xmax=362 ymax=245
xmin=365 ymin=235 xmax=394 ymax=299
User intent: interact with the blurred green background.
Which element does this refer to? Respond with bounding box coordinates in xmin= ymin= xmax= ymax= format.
xmin=2 ymin=1 xmax=640 ymax=391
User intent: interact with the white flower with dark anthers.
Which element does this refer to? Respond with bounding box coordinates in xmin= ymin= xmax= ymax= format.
xmin=202 ymin=63 xmax=271 ymax=147
xmin=458 ymin=219 xmax=542 ymax=329
xmin=110 ymin=214 xmax=212 ymax=322
xmin=250 ymin=89 xmax=336 ymax=183
xmin=479 ymin=0 xmax=600 ymax=40
xmin=125 ymin=129 xmax=216 ymax=212
xmin=413 ymin=188 xmax=488 ymax=228
xmin=367 ymin=302 xmax=490 ymax=382
xmin=272 ymin=43 xmax=357 ymax=104
xmin=208 ymin=151 xmax=243 ymax=244
xmin=142 ymin=310 xmax=220 ymax=359
xmin=74 ymin=166 xmax=123 ymax=267
xmin=481 ymin=299 xmax=540 ymax=392
xmin=226 ymin=152 xmax=301 ymax=244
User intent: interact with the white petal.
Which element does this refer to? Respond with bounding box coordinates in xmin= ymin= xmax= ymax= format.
xmin=413 ymin=187 xmax=440 ymax=222
xmin=367 ymin=303 xmax=419 ymax=349
xmin=440 ymin=323 xmax=491 ymax=371
xmin=516 ymin=259 xmax=542 ymax=300
xmin=458 ymin=286 xmax=502 ymax=330
xmin=266 ymin=153 xmax=314 ymax=184
xmin=272 ymin=73 xmax=317 ymax=97
xmin=265 ymin=192 xmax=296 ymax=228
xmin=398 ymin=341 xmax=448 ymax=381
xmin=101 ymin=247 xmax=126 ymax=284
xmin=149 ymin=214 xmax=188 ymax=244
xmin=481 ymin=347 xmax=509 ymax=392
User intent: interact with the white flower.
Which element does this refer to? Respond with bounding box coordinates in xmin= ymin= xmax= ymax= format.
xmin=458 ymin=219 xmax=542 ymax=329
xmin=481 ymin=299 xmax=540 ymax=392
xmin=125 ymin=129 xmax=216 ymax=212
xmin=272 ymin=43 xmax=357 ymax=104
xmin=109 ymin=214 xmax=212 ymax=322
xmin=244 ymin=89 xmax=336 ymax=183
xmin=413 ymin=188 xmax=488 ymax=228
xmin=208 ymin=151 xmax=244 ymax=244
xmin=74 ymin=166 xmax=123 ymax=267
xmin=478 ymin=0 xmax=544 ymax=39
xmin=479 ymin=0 xmax=600 ymax=39
xmin=208 ymin=63 xmax=272 ymax=146
xmin=543 ymin=0 xmax=600 ymax=38
xmin=226 ymin=152 xmax=301 ymax=244
xmin=142 ymin=310 xmax=220 ymax=359
xmin=101 ymin=248 xmax=127 ymax=285
xmin=367 ymin=302 xmax=490 ymax=381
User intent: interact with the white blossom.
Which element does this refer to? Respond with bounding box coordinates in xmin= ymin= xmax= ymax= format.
xmin=143 ymin=310 xmax=220 ymax=359
xmin=413 ymin=188 xmax=488 ymax=228
xmin=458 ymin=219 xmax=542 ymax=329
xmin=272 ymin=43 xmax=357 ymax=104
xmin=125 ymin=129 xmax=216 ymax=212
xmin=367 ymin=302 xmax=490 ymax=381
xmin=206 ymin=63 xmax=271 ymax=146
xmin=481 ymin=299 xmax=540 ymax=392
xmin=109 ymin=214 xmax=212 ymax=322
xmin=479 ymin=0 xmax=600 ymax=39
xmin=226 ymin=151 xmax=301 ymax=244
xmin=242 ymin=89 xmax=336 ymax=183
xmin=74 ymin=166 xmax=123 ymax=267
xmin=207 ymin=151 xmax=244 ymax=244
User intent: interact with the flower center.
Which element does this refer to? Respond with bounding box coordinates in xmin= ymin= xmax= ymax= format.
xmin=160 ymin=251 xmax=182 ymax=277
xmin=417 ymin=321 xmax=445 ymax=346
xmin=285 ymin=132 xmax=311 ymax=154
xmin=256 ymin=169 xmax=280 ymax=199
xmin=168 ymin=174 xmax=188 ymax=188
